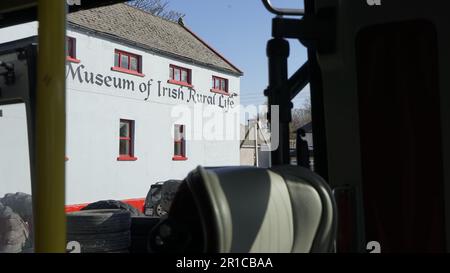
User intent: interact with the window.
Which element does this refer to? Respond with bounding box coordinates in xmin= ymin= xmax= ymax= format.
xmin=112 ymin=49 xmax=144 ymax=77
xmin=173 ymin=124 xmax=187 ymax=160
xmin=117 ymin=119 xmax=137 ymax=161
xmin=66 ymin=37 xmax=79 ymax=63
xmin=168 ymin=65 xmax=192 ymax=87
xmin=211 ymin=76 xmax=229 ymax=94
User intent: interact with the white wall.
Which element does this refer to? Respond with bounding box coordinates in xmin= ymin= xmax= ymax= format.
xmin=65 ymin=28 xmax=241 ymax=204
xmin=0 ymin=23 xmax=241 ymax=204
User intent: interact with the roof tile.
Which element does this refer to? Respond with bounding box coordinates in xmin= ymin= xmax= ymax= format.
xmin=67 ymin=3 xmax=242 ymax=75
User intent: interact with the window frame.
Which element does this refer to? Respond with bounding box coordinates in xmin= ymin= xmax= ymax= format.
xmin=168 ymin=64 xmax=193 ymax=88
xmin=117 ymin=119 xmax=138 ymax=161
xmin=111 ymin=49 xmax=145 ymax=77
xmin=173 ymin=124 xmax=188 ymax=161
xmin=211 ymin=76 xmax=230 ymax=95
xmin=66 ymin=36 xmax=80 ymax=63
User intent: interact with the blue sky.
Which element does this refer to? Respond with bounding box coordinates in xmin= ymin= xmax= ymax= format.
xmin=168 ymin=0 xmax=310 ymax=109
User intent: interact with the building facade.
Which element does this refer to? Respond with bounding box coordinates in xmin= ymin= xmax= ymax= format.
xmin=0 ymin=4 xmax=242 ymax=205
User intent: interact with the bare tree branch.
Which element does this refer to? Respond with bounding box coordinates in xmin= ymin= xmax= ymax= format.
xmin=127 ymin=0 xmax=185 ymax=22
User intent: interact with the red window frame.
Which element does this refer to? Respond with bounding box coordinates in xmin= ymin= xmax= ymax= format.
xmin=66 ymin=37 xmax=80 ymax=63
xmin=117 ymin=119 xmax=138 ymax=161
xmin=112 ymin=49 xmax=144 ymax=77
xmin=173 ymin=124 xmax=187 ymax=161
xmin=211 ymin=76 xmax=229 ymax=95
xmin=168 ymin=64 xmax=193 ymax=88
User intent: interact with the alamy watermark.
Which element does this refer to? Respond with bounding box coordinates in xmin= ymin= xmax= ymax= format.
xmin=170 ymin=104 xmax=280 ymax=151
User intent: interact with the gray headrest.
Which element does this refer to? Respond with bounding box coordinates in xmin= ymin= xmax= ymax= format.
xmin=150 ymin=165 xmax=336 ymax=253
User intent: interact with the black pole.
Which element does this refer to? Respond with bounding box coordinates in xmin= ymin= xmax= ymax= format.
xmin=267 ymin=37 xmax=291 ymax=165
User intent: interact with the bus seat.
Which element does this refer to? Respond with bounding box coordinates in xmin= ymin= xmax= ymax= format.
xmin=148 ymin=165 xmax=336 ymax=253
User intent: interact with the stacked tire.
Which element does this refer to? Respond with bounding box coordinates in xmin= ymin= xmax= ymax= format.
xmin=129 ymin=216 xmax=160 ymax=253
xmin=0 ymin=192 xmax=33 ymax=253
xmin=67 ymin=209 xmax=131 ymax=253
xmin=0 ymin=202 xmax=30 ymax=253
xmin=1 ymin=193 xmax=33 ymax=225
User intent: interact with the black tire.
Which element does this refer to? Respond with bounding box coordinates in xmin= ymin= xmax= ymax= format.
xmin=67 ymin=209 xmax=131 ymax=234
xmin=0 ymin=203 xmax=30 ymax=253
xmin=81 ymin=200 xmax=143 ymax=216
xmin=129 ymin=216 xmax=160 ymax=253
xmin=109 ymin=248 xmax=130 ymax=253
xmin=67 ymin=231 xmax=130 ymax=253
xmin=130 ymin=235 xmax=147 ymax=253
xmin=0 ymin=192 xmax=33 ymax=224
xmin=131 ymin=216 xmax=160 ymax=236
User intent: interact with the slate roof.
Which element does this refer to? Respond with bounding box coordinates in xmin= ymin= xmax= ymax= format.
xmin=67 ymin=3 xmax=242 ymax=76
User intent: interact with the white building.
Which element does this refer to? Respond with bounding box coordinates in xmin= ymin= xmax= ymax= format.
xmin=0 ymin=3 xmax=243 ymax=205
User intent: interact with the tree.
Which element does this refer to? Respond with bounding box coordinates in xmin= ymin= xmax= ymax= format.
xmin=127 ymin=0 xmax=184 ymax=22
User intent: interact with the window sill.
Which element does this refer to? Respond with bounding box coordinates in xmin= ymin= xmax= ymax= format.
xmin=210 ymin=89 xmax=230 ymax=96
xmin=111 ymin=66 xmax=145 ymax=77
xmin=172 ymin=156 xmax=188 ymax=161
xmin=66 ymin=57 xmax=80 ymax=63
xmin=167 ymin=79 xmax=193 ymax=88
xmin=117 ymin=156 xmax=138 ymax=161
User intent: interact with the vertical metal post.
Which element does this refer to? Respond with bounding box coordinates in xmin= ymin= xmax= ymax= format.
xmin=34 ymin=0 xmax=66 ymax=252
xmin=267 ymin=37 xmax=290 ymax=165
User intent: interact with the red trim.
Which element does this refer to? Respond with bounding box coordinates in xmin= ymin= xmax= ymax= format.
xmin=65 ymin=198 xmax=146 ymax=213
xmin=111 ymin=66 xmax=145 ymax=77
xmin=119 ymin=119 xmax=136 ymax=159
xmin=172 ymin=156 xmax=188 ymax=161
xmin=167 ymin=79 xmax=193 ymax=88
xmin=212 ymin=75 xmax=229 ymax=92
xmin=117 ymin=156 xmax=138 ymax=161
xmin=179 ymin=24 xmax=243 ymax=75
xmin=113 ymin=49 xmax=144 ymax=76
xmin=169 ymin=64 xmax=192 ymax=86
xmin=174 ymin=124 xmax=186 ymax=159
xmin=65 ymin=203 xmax=88 ymax=213
xmin=67 ymin=37 xmax=77 ymax=61
xmin=210 ymin=88 xmax=230 ymax=96
xmin=66 ymin=56 xmax=80 ymax=63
